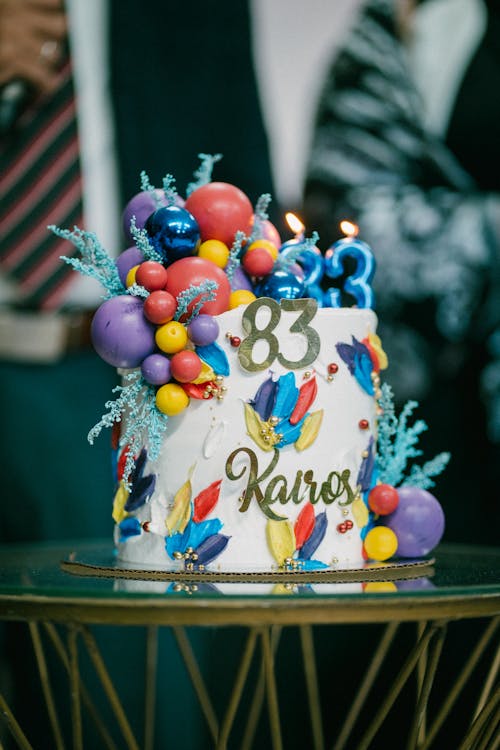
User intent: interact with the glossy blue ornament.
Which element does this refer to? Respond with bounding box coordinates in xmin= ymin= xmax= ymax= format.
xmin=323 ymin=237 xmax=376 ymax=308
xmin=255 ymin=269 xmax=305 ymax=300
xmin=145 ymin=205 xmax=200 ymax=265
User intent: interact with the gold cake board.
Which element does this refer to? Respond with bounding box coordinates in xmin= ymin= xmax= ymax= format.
xmin=61 ymin=550 xmax=434 ymax=584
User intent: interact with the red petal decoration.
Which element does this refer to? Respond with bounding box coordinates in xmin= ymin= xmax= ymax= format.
xmin=294 ymin=503 xmax=315 ymax=549
xmin=181 ymin=382 xmax=214 ymax=400
xmin=290 ymin=377 xmax=317 ymax=425
xmin=362 ymin=337 xmax=380 ymax=372
xmin=117 ymin=444 xmax=133 ymax=482
xmin=193 ymin=479 xmax=222 ymax=522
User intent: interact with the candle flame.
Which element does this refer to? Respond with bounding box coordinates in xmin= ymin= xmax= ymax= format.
xmin=285 ymin=212 xmax=305 ymax=235
xmin=340 ymin=220 xmax=359 ymax=238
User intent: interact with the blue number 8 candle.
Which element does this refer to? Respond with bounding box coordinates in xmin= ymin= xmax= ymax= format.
xmin=323 ymin=221 xmax=376 ymax=309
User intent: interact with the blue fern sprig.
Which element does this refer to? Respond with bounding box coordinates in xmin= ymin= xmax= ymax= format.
xmin=173 ymin=279 xmax=218 ymax=325
xmin=275 ymin=231 xmax=320 ymax=272
xmin=52 ymin=225 xmax=124 ymax=297
xmin=88 ymin=371 xmax=168 ymax=486
xmin=186 ymin=153 xmax=223 ymax=196
xmin=248 ymin=193 xmax=272 ymax=243
xmin=129 ymin=217 xmax=163 ymax=263
xmin=376 ymin=383 xmax=450 ymax=487
xmin=225 ymin=230 xmax=247 ymax=284
xmin=162 ymin=174 xmax=178 ymax=206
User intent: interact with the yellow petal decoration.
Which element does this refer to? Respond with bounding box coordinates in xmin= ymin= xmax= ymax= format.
xmin=368 ymin=332 xmax=388 ymax=370
xmin=266 ymin=519 xmax=296 ymax=566
xmin=295 ymin=409 xmax=324 ymax=452
xmin=352 ymin=496 xmax=369 ymax=528
xmin=244 ymin=402 xmax=274 ymax=451
xmin=112 ymin=482 xmax=129 ymax=523
xmin=193 ymin=361 xmax=216 ymax=384
xmin=165 ymin=478 xmax=192 ymax=535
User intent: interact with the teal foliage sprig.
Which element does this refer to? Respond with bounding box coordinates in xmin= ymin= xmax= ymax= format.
xmin=52 ymin=225 xmax=124 ymax=297
xmin=248 ymin=193 xmax=272 ymax=243
xmin=174 ymin=279 xmax=218 ymax=325
xmin=127 ymin=283 xmax=149 ymax=300
xmin=140 ymin=170 xmax=159 ymax=202
xmin=162 ymin=174 xmax=178 ymax=206
xmin=186 ymin=153 xmax=223 ymax=196
xmin=376 ymin=383 xmax=450 ymax=488
xmin=225 ymin=230 xmax=247 ymax=284
xmin=129 ymin=217 xmax=163 ymax=263
xmin=275 ymin=231 xmax=320 ymax=271
xmin=88 ymin=371 xmax=168 ymax=486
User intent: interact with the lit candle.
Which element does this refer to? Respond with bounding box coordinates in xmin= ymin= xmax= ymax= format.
xmin=278 ymin=213 xmax=324 ymax=304
xmin=323 ymin=221 xmax=375 ymax=309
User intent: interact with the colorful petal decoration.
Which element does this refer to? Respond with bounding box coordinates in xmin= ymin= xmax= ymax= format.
xmin=299 ymin=511 xmax=327 ymax=560
xmin=118 ymin=517 xmax=141 ymax=542
xmin=192 ymin=361 xmax=216 ymax=384
xmin=294 ymin=503 xmax=315 ymax=549
xmin=194 ymin=533 xmax=230 ymax=566
xmin=165 ymin=531 xmax=186 ymax=559
xmin=266 ymin=519 xmax=296 ymax=566
xmin=112 ymin=482 xmax=129 ymax=523
xmin=301 ymin=559 xmax=328 ymax=571
xmin=366 ymin=332 xmax=388 ymax=371
xmin=184 ymin=518 xmax=223 ymax=550
xmin=290 ymin=376 xmax=317 ymax=425
xmin=272 ymin=373 xmax=299 ymax=419
xmin=125 ymin=474 xmax=156 ymax=512
xmin=276 ymin=416 xmax=305 ymax=447
xmin=352 ymin=496 xmax=369 ymax=528
xmin=295 ymin=410 xmax=324 ymax=451
xmin=117 ymin=444 xmax=133 ymax=482
xmin=357 ymin=437 xmax=375 ymax=492
xmin=250 ymin=374 xmax=277 ymax=421
xmin=193 ymin=479 xmax=222 ymax=522
xmin=244 ymin=402 xmax=274 ymax=452
xmin=336 ymin=338 xmax=375 ymax=395
xmin=182 ymin=382 xmax=213 ymax=400
xmin=165 ymin=478 xmax=192 ymax=535
xmin=196 ymin=342 xmax=230 ymax=376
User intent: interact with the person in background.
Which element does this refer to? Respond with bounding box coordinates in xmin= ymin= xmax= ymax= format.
xmin=303 ymin=0 xmax=500 ymax=545
xmin=0 ymin=1 xmax=274 ymax=746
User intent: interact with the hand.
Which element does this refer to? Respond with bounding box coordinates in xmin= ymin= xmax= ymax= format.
xmin=0 ymin=0 xmax=67 ymax=96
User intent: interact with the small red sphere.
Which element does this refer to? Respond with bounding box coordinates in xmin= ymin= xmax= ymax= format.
xmin=327 ymin=362 xmax=339 ymax=374
xmin=143 ymin=290 xmax=177 ymax=324
xmin=368 ymin=484 xmax=400 ymax=515
xmin=337 ymin=522 xmax=347 ymax=534
xmin=135 ymin=261 xmax=168 ymax=291
xmin=230 ymin=336 xmax=241 ymax=347
xmin=170 ymin=350 xmax=203 ymax=383
xmin=345 ymin=519 xmax=353 ymax=530
xmin=359 ymin=419 xmax=370 ymax=430
xmin=242 ymin=247 xmax=275 ymax=277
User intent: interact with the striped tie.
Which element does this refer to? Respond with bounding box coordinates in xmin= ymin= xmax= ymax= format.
xmin=0 ymin=58 xmax=83 ymax=310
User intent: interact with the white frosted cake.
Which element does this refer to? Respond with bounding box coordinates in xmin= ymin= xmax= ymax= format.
xmin=56 ymin=156 xmax=448 ymax=576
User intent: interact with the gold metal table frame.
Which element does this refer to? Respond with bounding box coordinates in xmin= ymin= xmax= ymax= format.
xmin=0 ymin=541 xmax=499 ymax=750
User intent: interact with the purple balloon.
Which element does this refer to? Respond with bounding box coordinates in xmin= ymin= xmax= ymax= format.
xmin=91 ymin=296 xmax=156 ymax=368
xmin=141 ymin=353 xmax=172 ymax=385
xmin=188 ymin=314 xmax=220 ymax=346
xmin=122 ymin=190 xmax=167 ymax=243
xmin=384 ymin=487 xmax=445 ymax=558
xmin=230 ymin=265 xmax=253 ymax=291
xmin=116 ymin=246 xmax=145 ymax=285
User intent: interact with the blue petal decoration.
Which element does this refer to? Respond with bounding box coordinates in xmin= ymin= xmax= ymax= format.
xmin=336 ymin=338 xmax=374 ymax=395
xmin=250 ymin=375 xmax=277 ymax=421
xmin=184 ymin=518 xmax=223 ymax=551
xmin=195 ymin=342 xmax=230 ymax=376
xmin=130 ymin=447 xmax=148 ymax=483
xmin=272 ymin=373 xmax=299 ymax=419
xmin=166 ymin=532 xmax=186 ymax=559
xmin=300 ymin=559 xmax=329 ymax=570
xmin=299 ymin=512 xmax=328 ymax=560
xmin=194 ymin=533 xmax=230 ymax=566
xmin=125 ymin=474 xmax=156 ymax=512
xmin=336 ymin=342 xmax=356 ymax=374
xmin=357 ymin=437 xmax=375 ymax=492
xmin=276 ymin=415 xmax=306 ymax=447
xmin=118 ymin=517 xmax=141 ymax=542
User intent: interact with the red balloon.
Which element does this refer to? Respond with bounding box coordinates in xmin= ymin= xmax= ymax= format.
xmin=170 ymin=350 xmax=203 ymax=383
xmin=135 ymin=261 xmax=168 ymax=291
xmin=184 ymin=182 xmax=253 ymax=247
xmin=165 ymin=256 xmax=231 ymax=315
xmin=368 ymin=484 xmax=399 ymax=515
xmin=143 ymin=290 xmax=177 ymax=324
xmin=242 ymin=247 xmax=274 ymax=277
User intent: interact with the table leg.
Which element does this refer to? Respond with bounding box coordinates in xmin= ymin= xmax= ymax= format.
xmin=261 ymin=627 xmax=283 ymax=750
xmin=0 ymin=693 xmax=33 ymax=750
xmin=67 ymin=624 xmax=83 ymax=750
xmin=300 ymin=624 xmax=325 ymax=750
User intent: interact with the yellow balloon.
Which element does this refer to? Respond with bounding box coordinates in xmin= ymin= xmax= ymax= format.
xmin=125 ymin=264 xmax=140 ymax=288
xmin=364 ymin=526 xmax=398 ymax=561
xmin=156 ymin=383 xmax=189 ymax=416
xmin=364 ymin=581 xmax=397 ymax=593
xmin=155 ymin=321 xmax=188 ymax=354
xmin=198 ymin=239 xmax=230 ymax=268
xmin=229 ymin=289 xmax=257 ymax=309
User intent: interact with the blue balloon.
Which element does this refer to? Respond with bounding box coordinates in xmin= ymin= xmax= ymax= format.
xmin=324 ymin=237 xmax=376 ymax=309
xmin=255 ymin=269 xmax=305 ymax=300
xmin=145 ymin=205 xmax=200 ymax=265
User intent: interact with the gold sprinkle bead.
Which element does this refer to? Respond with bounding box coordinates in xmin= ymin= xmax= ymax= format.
xmin=173 ymin=551 xmax=183 ymax=560
xmin=173 ymin=583 xmax=183 ymax=592
xmin=303 ymin=371 xmax=311 ymax=379
xmin=191 ymin=584 xmax=198 ymax=592
xmin=327 ymin=375 xmax=334 ymax=382
xmin=342 ymin=508 xmax=349 ymax=516
xmin=186 ymin=562 xmax=194 ymax=571
xmin=198 ymin=564 xmax=205 ymax=571
xmin=331 ymin=557 xmax=339 ymax=565
xmin=215 ymin=375 xmax=224 ymax=384
xmin=225 ymin=331 xmax=232 ymax=339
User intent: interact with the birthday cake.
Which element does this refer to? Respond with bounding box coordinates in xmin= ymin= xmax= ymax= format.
xmin=56 ymin=155 xmax=448 ymax=574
